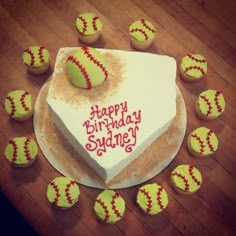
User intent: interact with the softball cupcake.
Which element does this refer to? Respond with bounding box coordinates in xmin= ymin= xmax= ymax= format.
xmin=171 ymin=164 xmax=202 ymax=195
xmin=136 ymin=183 xmax=168 ymax=215
xmin=129 ymin=19 xmax=156 ymax=50
xmin=46 ymin=176 xmax=80 ymax=209
xmin=4 ymin=137 xmax=38 ymax=167
xmin=187 ymin=127 xmax=218 ymax=158
xmin=196 ymin=89 xmax=226 ymax=120
xmin=94 ymin=189 xmax=125 ymax=224
xmin=76 ymin=12 xmax=103 ymax=44
xmin=5 ymin=90 xmax=33 ymax=121
xmin=180 ymin=54 xmax=207 ymax=82
xmin=23 ymin=46 xmax=50 ymax=75
xmin=66 ymin=46 xmax=108 ymax=89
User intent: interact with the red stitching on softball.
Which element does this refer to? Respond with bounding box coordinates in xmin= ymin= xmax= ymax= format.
xmin=6 ymin=96 xmax=16 ymax=116
xmin=187 ymin=54 xmax=206 ymax=63
xmin=67 ymin=55 xmax=92 ymax=89
xmin=172 ymin=172 xmax=190 ymax=191
xmin=188 ymin=166 xmax=201 ymax=186
xmin=38 ymin=46 xmax=45 ymax=64
xmin=20 ymin=91 xmax=30 ymax=111
xmin=184 ymin=66 xmax=205 ymax=75
xmin=96 ymin=198 xmax=110 ymax=222
xmin=191 ymin=133 xmax=205 ymax=154
xmin=24 ymin=137 xmax=32 ymax=161
xmin=130 ymin=28 xmax=149 ymax=40
xmin=111 ymin=193 xmax=122 ymax=218
xmin=78 ymin=16 xmax=87 ymax=34
xmin=92 ymin=16 xmax=99 ymax=32
xmin=140 ymin=19 xmax=156 ymax=33
xmin=24 ymin=48 xmax=35 ymax=66
xmin=65 ymin=180 xmax=76 ymax=204
xmin=81 ymin=46 xmax=108 ymax=79
xmin=206 ymin=129 xmax=215 ymax=153
xmin=214 ymin=91 xmax=223 ymax=113
xmin=50 ymin=181 xmax=60 ymax=205
xmin=156 ymin=187 xmax=164 ymax=210
xmin=200 ymin=95 xmax=212 ymax=116
xmin=140 ymin=188 xmax=152 ymax=213
xmin=9 ymin=139 xmax=18 ymax=162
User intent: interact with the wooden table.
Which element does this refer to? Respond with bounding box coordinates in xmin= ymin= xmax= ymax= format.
xmin=0 ymin=0 xmax=236 ymax=235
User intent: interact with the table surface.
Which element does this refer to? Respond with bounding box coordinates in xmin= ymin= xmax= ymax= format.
xmin=0 ymin=0 xmax=236 ymax=235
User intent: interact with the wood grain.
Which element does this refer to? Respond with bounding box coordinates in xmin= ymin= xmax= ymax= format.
xmin=0 ymin=0 xmax=235 ymax=235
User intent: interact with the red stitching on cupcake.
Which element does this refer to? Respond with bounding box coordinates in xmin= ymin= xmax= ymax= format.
xmin=191 ymin=133 xmax=205 ymax=154
xmin=67 ymin=55 xmax=92 ymax=89
xmin=139 ymin=188 xmax=152 ymax=213
xmin=6 ymin=96 xmax=16 ymax=116
xmin=172 ymin=172 xmax=190 ymax=191
xmin=50 ymin=181 xmax=60 ymax=205
xmin=187 ymin=54 xmax=206 ymax=63
xmin=140 ymin=19 xmax=156 ymax=33
xmin=38 ymin=46 xmax=45 ymax=64
xmin=9 ymin=139 xmax=18 ymax=162
xmin=206 ymin=129 xmax=215 ymax=153
xmin=20 ymin=91 xmax=30 ymax=111
xmin=188 ymin=166 xmax=201 ymax=186
xmin=156 ymin=186 xmax=164 ymax=210
xmin=65 ymin=180 xmax=76 ymax=204
xmin=24 ymin=48 xmax=35 ymax=66
xmin=96 ymin=198 xmax=110 ymax=222
xmin=111 ymin=192 xmax=122 ymax=218
xmin=81 ymin=46 xmax=108 ymax=79
xmin=214 ymin=91 xmax=223 ymax=113
xmin=24 ymin=137 xmax=32 ymax=161
xmin=92 ymin=16 xmax=99 ymax=32
xmin=184 ymin=66 xmax=205 ymax=75
xmin=200 ymin=95 xmax=212 ymax=116
xmin=77 ymin=16 xmax=87 ymax=34
xmin=130 ymin=28 xmax=149 ymax=40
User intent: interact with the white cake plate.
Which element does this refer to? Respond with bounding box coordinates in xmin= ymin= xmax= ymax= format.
xmin=34 ymin=78 xmax=187 ymax=189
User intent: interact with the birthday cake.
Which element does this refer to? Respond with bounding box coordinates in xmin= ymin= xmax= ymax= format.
xmin=46 ymin=47 xmax=177 ymax=183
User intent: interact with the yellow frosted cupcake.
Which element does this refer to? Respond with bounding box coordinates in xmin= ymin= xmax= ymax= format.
xmin=76 ymin=12 xmax=103 ymax=44
xmin=129 ymin=19 xmax=156 ymax=50
xmin=4 ymin=137 xmax=38 ymax=167
xmin=171 ymin=164 xmax=202 ymax=195
xmin=23 ymin=46 xmax=50 ymax=75
xmin=187 ymin=127 xmax=218 ymax=158
xmin=5 ymin=90 xmax=33 ymax=121
xmin=180 ymin=54 xmax=207 ymax=82
xmin=196 ymin=89 xmax=226 ymax=120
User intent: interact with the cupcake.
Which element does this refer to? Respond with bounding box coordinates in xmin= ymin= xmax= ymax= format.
xmin=129 ymin=19 xmax=156 ymax=50
xmin=180 ymin=53 xmax=207 ymax=82
xmin=171 ymin=164 xmax=202 ymax=195
xmin=196 ymin=89 xmax=226 ymax=120
xmin=23 ymin=46 xmax=50 ymax=75
xmin=5 ymin=90 xmax=33 ymax=121
xmin=94 ymin=189 xmax=125 ymax=224
xmin=4 ymin=137 xmax=38 ymax=167
xmin=46 ymin=176 xmax=80 ymax=209
xmin=76 ymin=12 xmax=103 ymax=44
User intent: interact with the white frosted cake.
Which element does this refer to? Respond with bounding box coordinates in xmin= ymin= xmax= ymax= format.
xmin=47 ymin=47 xmax=177 ymax=183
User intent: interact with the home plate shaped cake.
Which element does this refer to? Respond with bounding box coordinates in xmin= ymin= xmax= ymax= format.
xmin=47 ymin=47 xmax=177 ymax=183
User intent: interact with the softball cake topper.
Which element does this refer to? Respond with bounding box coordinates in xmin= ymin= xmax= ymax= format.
xmin=136 ymin=183 xmax=168 ymax=215
xmin=66 ymin=46 xmax=109 ymax=89
xmin=46 ymin=176 xmax=80 ymax=209
xmin=187 ymin=127 xmax=218 ymax=157
xmin=4 ymin=137 xmax=38 ymax=167
xmin=94 ymin=189 xmax=126 ymax=224
xmin=5 ymin=90 xmax=33 ymax=121
xmin=171 ymin=164 xmax=202 ymax=194
xmin=196 ymin=89 xmax=226 ymax=120
xmin=180 ymin=54 xmax=207 ymax=82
